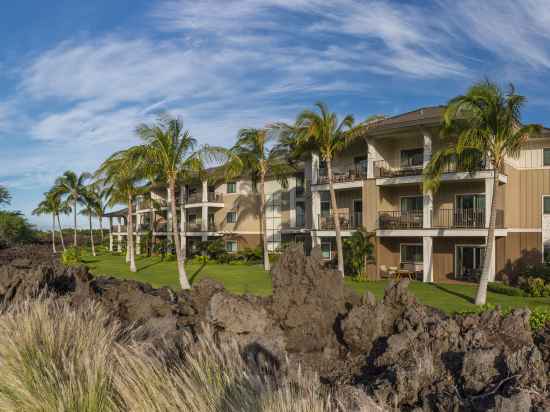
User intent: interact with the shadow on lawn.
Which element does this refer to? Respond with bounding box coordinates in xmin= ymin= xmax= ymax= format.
xmin=433 ymin=284 xmax=475 ymax=304
xmin=189 ymin=262 xmax=207 ymax=284
xmin=138 ymin=259 xmax=162 ymax=272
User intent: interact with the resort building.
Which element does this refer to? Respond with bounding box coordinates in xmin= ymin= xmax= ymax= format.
xmin=106 ymin=105 xmax=550 ymax=282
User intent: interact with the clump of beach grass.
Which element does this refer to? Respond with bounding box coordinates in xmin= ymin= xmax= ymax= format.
xmin=0 ymin=297 xmax=337 ymax=412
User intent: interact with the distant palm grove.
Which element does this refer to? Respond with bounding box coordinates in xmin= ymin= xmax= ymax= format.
xmin=34 ymin=80 xmax=541 ymax=305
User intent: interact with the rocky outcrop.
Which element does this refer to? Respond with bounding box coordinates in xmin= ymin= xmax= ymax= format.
xmin=0 ymin=244 xmax=549 ymax=411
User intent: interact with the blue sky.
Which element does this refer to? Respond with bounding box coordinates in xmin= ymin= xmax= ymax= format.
xmin=2 ymin=0 xmax=550 ymax=229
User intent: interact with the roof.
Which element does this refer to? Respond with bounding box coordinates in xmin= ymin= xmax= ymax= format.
xmin=367 ymin=106 xmax=446 ymax=135
xmin=103 ymin=208 xmax=128 ymax=218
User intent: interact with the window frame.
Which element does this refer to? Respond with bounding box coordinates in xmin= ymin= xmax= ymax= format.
xmin=226 ymin=181 xmax=237 ymax=194
xmin=400 ymin=195 xmax=423 ymax=212
xmin=400 ymin=148 xmax=424 ymax=168
xmin=320 ymin=238 xmax=333 ymax=260
xmin=544 ymin=196 xmax=550 ymax=214
xmin=544 ymin=148 xmax=550 ymax=166
xmin=226 ymin=211 xmax=237 ymax=223
xmin=400 ymin=243 xmax=423 ymax=264
xmin=225 ymin=240 xmax=238 ymax=253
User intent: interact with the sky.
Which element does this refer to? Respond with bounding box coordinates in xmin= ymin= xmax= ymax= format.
xmin=2 ymin=0 xmax=550 ymax=229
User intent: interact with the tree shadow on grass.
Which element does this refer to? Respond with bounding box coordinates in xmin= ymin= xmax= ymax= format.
xmin=433 ymin=284 xmax=475 ymax=305
xmin=189 ymin=262 xmax=207 ymax=284
xmin=138 ymin=259 xmax=162 ymax=272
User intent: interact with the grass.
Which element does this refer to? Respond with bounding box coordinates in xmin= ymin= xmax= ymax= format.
xmin=82 ymin=252 xmax=550 ymax=314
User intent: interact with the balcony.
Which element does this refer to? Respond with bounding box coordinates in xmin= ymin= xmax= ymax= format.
xmin=155 ymin=223 xmax=168 ymax=233
xmin=185 ymin=192 xmax=224 ymax=204
xmin=136 ymin=199 xmax=152 ymax=210
xmin=378 ymin=210 xmax=423 ymax=229
xmin=317 ymin=167 xmax=368 ymax=184
xmin=185 ymin=221 xmax=218 ymax=232
xmin=432 ymin=209 xmax=504 ymax=229
xmin=318 ymin=212 xmax=362 ymax=230
xmin=374 ymin=161 xmax=423 ymax=178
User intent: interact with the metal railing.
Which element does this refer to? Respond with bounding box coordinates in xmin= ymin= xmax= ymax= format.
xmin=431 ymin=208 xmax=504 ymax=229
xmin=373 ymin=160 xmax=423 ymax=178
xmin=317 ymin=167 xmax=368 ymax=184
xmin=185 ymin=192 xmax=224 ymax=204
xmin=186 ymin=222 xmax=202 ymax=232
xmin=318 ymin=212 xmax=362 ymax=230
xmin=378 ymin=210 xmax=423 ymax=229
xmin=439 ymin=158 xmax=488 ymax=174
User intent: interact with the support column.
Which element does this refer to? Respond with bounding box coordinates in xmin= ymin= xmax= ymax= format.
xmin=423 ymin=236 xmax=433 ymax=282
xmin=109 ymin=217 xmax=113 ymax=252
xmin=136 ymin=235 xmax=141 ymax=255
xmin=289 ymin=176 xmax=296 ymax=227
xmin=202 ymin=180 xmax=208 ymax=202
xmin=423 ymin=131 xmax=433 ymax=229
xmin=117 ymin=235 xmax=122 ymax=252
xmin=311 ymin=152 xmax=320 ymax=185
xmin=367 ymin=138 xmax=382 ymax=179
xmin=166 ymin=188 xmax=172 ymax=242
xmin=311 ymin=190 xmax=321 ymax=247
xmin=201 ymin=205 xmax=208 ymax=241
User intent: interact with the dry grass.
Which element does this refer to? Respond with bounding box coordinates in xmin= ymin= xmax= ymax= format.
xmin=0 ymin=297 xmax=338 ymax=412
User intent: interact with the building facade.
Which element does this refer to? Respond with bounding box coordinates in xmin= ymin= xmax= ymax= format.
xmin=106 ymin=105 xmax=550 ymax=282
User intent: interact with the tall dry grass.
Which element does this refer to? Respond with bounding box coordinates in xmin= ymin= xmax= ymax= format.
xmin=0 ymin=297 xmax=340 ymax=412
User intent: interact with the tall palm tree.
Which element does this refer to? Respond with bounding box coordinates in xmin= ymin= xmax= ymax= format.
xmin=424 ymin=80 xmax=541 ymax=305
xmin=227 ymin=128 xmax=294 ymax=271
xmin=96 ymin=148 xmax=146 ymax=273
xmin=135 ymin=115 xmax=229 ymax=290
xmin=54 ymin=171 xmax=91 ymax=246
xmin=0 ymin=185 xmax=11 ymax=206
xmin=88 ymin=184 xmax=111 ymax=243
xmin=54 ymin=193 xmax=72 ymax=252
xmin=32 ymin=192 xmax=58 ymax=253
xmin=80 ymin=189 xmax=100 ymax=257
xmin=281 ymin=102 xmax=355 ymax=275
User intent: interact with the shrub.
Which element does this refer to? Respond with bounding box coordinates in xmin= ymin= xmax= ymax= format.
xmin=487 ymin=282 xmax=526 ymax=297
xmin=521 ymin=277 xmax=550 ymax=298
xmin=529 ymin=307 xmax=550 ymax=331
xmin=237 ymin=246 xmax=262 ymax=263
xmin=0 ymin=297 xmax=118 ymax=411
xmin=343 ymin=229 xmax=375 ymax=277
xmin=189 ymin=255 xmax=209 ymax=265
xmin=62 ymin=246 xmax=82 ymax=266
xmin=0 ymin=211 xmax=35 ymax=248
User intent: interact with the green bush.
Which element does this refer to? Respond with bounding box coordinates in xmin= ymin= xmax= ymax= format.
xmin=487 ymin=282 xmax=526 ymax=297
xmin=0 ymin=211 xmax=35 ymax=248
xmin=237 ymin=247 xmax=262 ymax=263
xmin=529 ymin=307 xmax=550 ymax=331
xmin=520 ymin=277 xmax=550 ymax=297
xmin=62 ymin=247 xmax=81 ymax=266
xmin=343 ymin=229 xmax=375 ymax=277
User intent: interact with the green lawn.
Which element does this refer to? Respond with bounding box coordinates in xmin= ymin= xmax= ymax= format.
xmin=82 ymin=252 xmax=550 ymax=314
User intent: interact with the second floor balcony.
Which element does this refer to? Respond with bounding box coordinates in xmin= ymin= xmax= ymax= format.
xmin=374 ymin=158 xmax=488 ymax=179
xmin=317 ymin=167 xmax=368 ymax=184
xmin=186 ymin=221 xmax=218 ymax=232
xmin=185 ymin=192 xmax=224 ymax=204
xmin=318 ymin=212 xmax=362 ymax=231
xmin=378 ymin=208 xmax=504 ymax=230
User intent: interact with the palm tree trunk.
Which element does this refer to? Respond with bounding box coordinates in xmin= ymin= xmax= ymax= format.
xmin=51 ymin=214 xmax=57 ymax=254
xmin=260 ymin=171 xmax=270 ymax=271
xmin=57 ymin=214 xmax=66 ymax=251
xmin=89 ymin=215 xmax=96 ymax=257
xmin=170 ymin=179 xmax=190 ymax=290
xmin=327 ymin=158 xmax=345 ymax=276
xmin=73 ymin=200 xmax=78 ymax=246
xmin=128 ymin=195 xmax=137 ymax=272
xmin=475 ymin=172 xmax=499 ymax=305
xmin=99 ymin=217 xmax=104 ymax=242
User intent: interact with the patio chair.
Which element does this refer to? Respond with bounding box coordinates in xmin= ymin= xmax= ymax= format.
xmin=379 ymin=265 xmax=396 ymax=279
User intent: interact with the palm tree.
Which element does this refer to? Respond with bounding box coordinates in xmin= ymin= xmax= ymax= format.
xmin=54 ymin=171 xmax=91 ymax=246
xmin=227 ymin=128 xmax=295 ymax=271
xmin=88 ymin=184 xmax=111 ymax=243
xmin=96 ymin=148 xmax=146 ymax=273
xmin=32 ymin=192 xmax=58 ymax=253
xmin=282 ymin=102 xmax=355 ymax=275
xmin=0 ymin=185 xmax=11 ymax=206
xmin=424 ymin=80 xmax=542 ymax=305
xmin=80 ymin=189 xmax=100 ymax=257
xmin=54 ymin=193 xmax=72 ymax=252
xmin=135 ymin=115 xmax=229 ymax=290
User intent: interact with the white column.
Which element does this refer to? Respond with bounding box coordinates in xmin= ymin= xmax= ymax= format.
xmin=289 ymin=176 xmax=296 ymax=227
xmin=136 ymin=235 xmax=141 ymax=255
xmin=109 ymin=234 xmax=113 ymax=252
xmin=423 ymin=131 xmax=433 ymax=228
xmin=423 ymin=236 xmax=433 ymax=282
xmin=202 ymin=180 xmax=208 ymax=202
xmin=311 ymin=152 xmax=320 ymax=185
xmin=201 ymin=205 xmax=208 ymax=232
xmin=117 ymin=235 xmax=122 ymax=252
xmin=484 ymin=177 xmax=494 ymax=228
xmin=166 ymin=188 xmax=172 ymax=241
xmin=311 ymin=190 xmax=321 ymax=247
xmin=367 ymin=138 xmax=382 ymax=179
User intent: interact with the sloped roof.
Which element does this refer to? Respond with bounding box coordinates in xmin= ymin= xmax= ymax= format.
xmin=103 ymin=208 xmax=128 ymax=218
xmin=367 ymin=106 xmax=445 ymax=134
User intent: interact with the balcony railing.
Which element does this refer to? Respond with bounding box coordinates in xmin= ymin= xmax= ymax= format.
xmin=378 ymin=210 xmax=423 ymax=229
xmin=432 ymin=208 xmax=504 ymax=229
xmin=155 ymin=223 xmax=168 ymax=233
xmin=295 ymin=214 xmax=306 ymax=228
xmin=373 ymin=160 xmax=423 ymax=178
xmin=317 ymin=167 xmax=368 ymax=184
xmin=185 ymin=192 xmax=224 ymax=204
xmin=186 ymin=222 xmax=202 ymax=232
xmin=136 ymin=199 xmax=152 ymax=210
xmin=318 ymin=212 xmax=362 ymax=230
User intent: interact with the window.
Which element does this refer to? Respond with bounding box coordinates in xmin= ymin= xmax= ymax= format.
xmin=400 ymin=148 xmax=423 ymax=168
xmin=544 ymin=244 xmax=550 ymax=264
xmin=319 ymin=160 xmax=327 ymax=177
xmin=544 ymin=197 xmax=550 ymax=214
xmin=296 ymin=173 xmax=305 ymax=196
xmin=320 ymin=191 xmax=331 ymax=216
xmin=187 ymin=214 xmax=197 ymax=224
xmin=227 ymin=181 xmax=237 ymax=193
xmin=321 ymin=238 xmax=333 ymax=260
xmin=544 ymin=149 xmax=550 ymax=166
xmin=226 ymin=211 xmax=237 ymax=223
xmin=400 ymin=244 xmax=423 ymax=263
xmin=225 ymin=240 xmax=238 ymax=253
xmin=400 ymin=196 xmax=423 ymax=212
xmin=354 ymin=156 xmax=368 ymax=174
xmin=296 ymin=201 xmax=305 ymax=227
xmin=456 ymin=194 xmax=485 ymax=210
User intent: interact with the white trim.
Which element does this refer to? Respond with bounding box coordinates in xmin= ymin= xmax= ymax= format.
xmin=377 ymin=228 xmax=508 ymax=237
xmin=376 ymin=170 xmax=507 ymax=186
xmin=314 ymin=230 xmax=357 ymax=237
xmin=507 ymin=228 xmax=541 ymax=233
xmin=311 ymin=180 xmax=364 ymax=191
